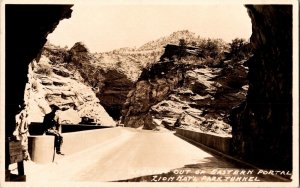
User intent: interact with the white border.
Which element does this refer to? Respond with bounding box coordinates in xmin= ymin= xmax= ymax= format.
xmin=0 ymin=0 xmax=298 ymax=5
xmin=0 ymin=0 xmax=6 ymax=185
xmin=292 ymin=2 xmax=299 ymax=188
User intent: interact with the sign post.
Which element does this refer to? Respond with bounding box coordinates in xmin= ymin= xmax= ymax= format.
xmin=8 ymin=139 xmax=25 ymax=181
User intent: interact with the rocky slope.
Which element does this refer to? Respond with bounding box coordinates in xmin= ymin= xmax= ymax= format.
xmin=121 ymin=60 xmax=186 ymax=130
xmin=26 ymin=55 xmax=116 ymax=126
xmin=122 ymin=44 xmax=249 ymax=136
xmin=41 ymin=42 xmax=134 ymax=121
xmin=93 ymin=30 xmax=227 ymax=81
xmin=40 ymin=30 xmax=224 ymax=121
xmin=32 ymin=30 xmax=249 ymax=136
xmin=139 ymin=30 xmax=211 ymax=51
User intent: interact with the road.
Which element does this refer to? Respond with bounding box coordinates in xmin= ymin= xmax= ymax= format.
xmin=24 ymin=127 xmax=288 ymax=183
xmin=71 ymin=128 xmax=234 ymax=182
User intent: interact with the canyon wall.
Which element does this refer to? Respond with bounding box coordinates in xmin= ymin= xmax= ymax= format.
xmin=122 ymin=60 xmax=186 ymax=130
xmin=230 ymin=5 xmax=293 ymax=170
xmin=122 ymin=44 xmax=248 ymax=133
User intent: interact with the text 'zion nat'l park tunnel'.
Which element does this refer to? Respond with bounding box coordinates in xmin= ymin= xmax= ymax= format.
xmin=5 ymin=4 xmax=292 ymax=172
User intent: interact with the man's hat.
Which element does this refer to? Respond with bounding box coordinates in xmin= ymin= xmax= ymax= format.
xmin=50 ymin=104 xmax=60 ymax=111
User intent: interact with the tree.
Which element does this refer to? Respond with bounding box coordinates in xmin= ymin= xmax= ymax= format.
xmin=179 ymin=38 xmax=187 ymax=47
xmin=229 ymin=38 xmax=251 ymax=61
xmin=191 ymin=41 xmax=197 ymax=46
xmin=199 ymin=38 xmax=220 ymax=58
xmin=178 ymin=39 xmax=187 ymax=60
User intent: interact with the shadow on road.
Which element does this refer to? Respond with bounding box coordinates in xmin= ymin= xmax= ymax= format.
xmin=116 ymin=155 xmax=292 ymax=182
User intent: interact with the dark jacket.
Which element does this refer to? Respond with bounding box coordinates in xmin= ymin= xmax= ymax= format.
xmin=43 ymin=112 xmax=57 ymax=131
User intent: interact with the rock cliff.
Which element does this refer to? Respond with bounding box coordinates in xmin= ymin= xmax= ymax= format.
xmin=96 ymin=69 xmax=134 ymax=120
xmin=42 ymin=31 xmax=228 ymax=121
xmin=26 ymin=55 xmax=116 ymax=126
xmin=122 ymin=60 xmax=186 ymax=130
xmin=44 ymin=42 xmax=135 ymax=120
xmin=230 ymin=5 xmax=293 ymax=170
xmin=122 ymin=44 xmax=248 ymax=135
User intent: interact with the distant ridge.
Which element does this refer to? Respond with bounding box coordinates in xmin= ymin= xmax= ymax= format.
xmin=138 ymin=30 xmax=203 ymax=51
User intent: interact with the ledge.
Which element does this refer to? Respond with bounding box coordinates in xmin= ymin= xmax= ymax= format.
xmin=28 ymin=122 xmax=113 ymax=135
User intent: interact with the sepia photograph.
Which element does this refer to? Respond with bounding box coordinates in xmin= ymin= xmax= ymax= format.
xmin=0 ymin=0 xmax=299 ymax=187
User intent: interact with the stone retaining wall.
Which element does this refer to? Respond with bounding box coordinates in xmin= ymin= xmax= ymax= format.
xmin=28 ymin=127 xmax=121 ymax=163
xmin=175 ymin=128 xmax=232 ymax=154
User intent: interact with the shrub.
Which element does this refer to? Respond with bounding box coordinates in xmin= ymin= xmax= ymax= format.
xmin=35 ymin=63 xmax=52 ymax=76
xmin=203 ymin=56 xmax=223 ymax=67
xmin=53 ymin=68 xmax=70 ymax=77
xmin=31 ymin=80 xmax=38 ymax=91
xmin=229 ymin=38 xmax=252 ymax=61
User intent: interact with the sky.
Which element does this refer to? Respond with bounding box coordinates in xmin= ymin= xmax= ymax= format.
xmin=47 ymin=2 xmax=252 ymax=53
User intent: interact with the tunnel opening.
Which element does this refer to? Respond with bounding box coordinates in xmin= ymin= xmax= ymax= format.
xmin=4 ymin=4 xmax=73 ymax=180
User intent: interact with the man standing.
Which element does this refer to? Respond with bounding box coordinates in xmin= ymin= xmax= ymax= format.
xmin=14 ymin=109 xmax=30 ymax=160
xmin=43 ymin=104 xmax=64 ymax=155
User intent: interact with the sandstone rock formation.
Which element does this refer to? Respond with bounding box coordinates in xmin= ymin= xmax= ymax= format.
xmin=122 ymin=60 xmax=186 ymax=130
xmin=45 ymin=31 xmax=228 ymax=121
xmin=151 ymin=60 xmax=247 ymax=135
xmin=122 ymin=44 xmax=248 ymax=134
xmin=45 ymin=42 xmax=135 ymax=120
xmin=26 ymin=55 xmax=116 ymax=126
xmin=230 ymin=5 xmax=292 ymax=170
